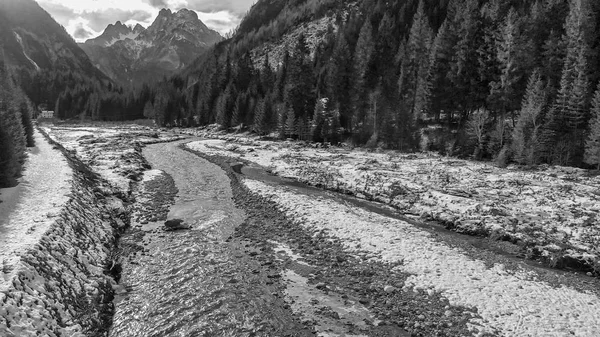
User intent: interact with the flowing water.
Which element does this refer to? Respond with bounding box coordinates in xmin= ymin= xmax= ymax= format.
xmin=109 ymin=141 xmax=300 ymax=336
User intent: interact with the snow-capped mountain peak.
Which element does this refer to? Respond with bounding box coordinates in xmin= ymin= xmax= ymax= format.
xmin=79 ymin=8 xmax=223 ymax=85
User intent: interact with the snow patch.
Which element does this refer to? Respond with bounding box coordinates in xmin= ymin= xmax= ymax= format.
xmin=0 ymin=130 xmax=71 ymax=291
xmin=13 ymin=32 xmax=41 ymax=71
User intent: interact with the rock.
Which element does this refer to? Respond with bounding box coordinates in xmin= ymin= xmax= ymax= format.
xmin=164 ymin=218 xmax=190 ymax=231
xmin=230 ymin=162 xmax=244 ymax=174
xmin=316 ymin=282 xmax=327 ymax=290
xmin=384 ymin=285 xmax=397 ymax=293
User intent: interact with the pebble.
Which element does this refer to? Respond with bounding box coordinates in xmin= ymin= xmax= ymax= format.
xmin=384 ymin=285 xmax=396 ymax=293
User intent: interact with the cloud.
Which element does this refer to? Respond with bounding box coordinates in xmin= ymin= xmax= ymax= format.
xmin=186 ymin=0 xmax=256 ymax=15
xmin=146 ymin=0 xmax=169 ymax=8
xmin=196 ymin=10 xmax=239 ymax=35
xmin=73 ymin=25 xmax=94 ymax=40
xmin=80 ymin=9 xmax=154 ymax=32
xmin=38 ymin=0 xmax=254 ymax=42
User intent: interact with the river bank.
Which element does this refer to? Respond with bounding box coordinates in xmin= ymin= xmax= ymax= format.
xmin=0 ymin=128 xmax=128 ymax=336
xmin=181 ymin=127 xmax=600 ymax=276
xmin=8 ymin=123 xmax=600 ymax=337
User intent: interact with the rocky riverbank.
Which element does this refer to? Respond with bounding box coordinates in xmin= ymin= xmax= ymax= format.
xmin=0 ymin=128 xmax=129 ymax=336
xmin=182 ymin=127 xmax=600 ymax=276
xmin=183 ymin=146 xmax=481 ymax=337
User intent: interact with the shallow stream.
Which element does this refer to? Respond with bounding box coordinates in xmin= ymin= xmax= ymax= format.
xmin=110 ymin=141 xmax=297 ymax=336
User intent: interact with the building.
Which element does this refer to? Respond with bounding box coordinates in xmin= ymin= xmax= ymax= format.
xmin=40 ymin=110 xmax=54 ymax=119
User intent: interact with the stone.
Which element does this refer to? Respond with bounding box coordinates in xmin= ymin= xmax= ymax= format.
xmin=384 ymin=285 xmax=396 ymax=293
xmin=164 ymin=218 xmax=190 ymax=231
xmin=230 ymin=162 xmax=244 ymax=174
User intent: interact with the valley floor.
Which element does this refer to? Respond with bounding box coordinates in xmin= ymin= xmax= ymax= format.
xmin=3 ymin=123 xmax=600 ymax=337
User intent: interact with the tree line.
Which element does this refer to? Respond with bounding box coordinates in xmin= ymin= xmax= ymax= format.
xmin=0 ymin=55 xmax=35 ymax=188
xmin=53 ymin=0 xmax=600 ymax=168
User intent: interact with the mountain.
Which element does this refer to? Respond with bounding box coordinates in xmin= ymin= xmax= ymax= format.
xmin=0 ymin=0 xmax=109 ymax=106
xmin=80 ymin=8 xmax=223 ymax=85
xmin=84 ymin=21 xmax=145 ymax=47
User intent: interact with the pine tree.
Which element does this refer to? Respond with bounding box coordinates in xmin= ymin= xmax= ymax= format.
xmin=216 ymin=83 xmax=235 ymax=129
xmin=428 ymin=19 xmax=452 ymax=122
xmin=328 ymin=33 xmax=353 ymax=131
xmin=352 ymin=19 xmax=375 ymax=133
xmin=285 ymin=34 xmax=314 ymax=122
xmin=399 ymin=0 xmax=434 ymax=122
xmin=584 ymin=84 xmax=600 ymax=169
xmin=275 ymin=103 xmax=286 ymax=139
xmin=489 ymin=8 xmax=523 ymax=118
xmin=285 ymin=106 xmax=296 ymax=138
xmin=312 ymin=98 xmax=328 ymax=142
xmin=260 ymin=54 xmax=274 ymax=94
xmin=448 ymin=0 xmax=483 ymax=115
xmin=512 ymin=70 xmax=546 ymax=164
xmin=253 ymin=98 xmax=267 ymax=135
xmin=0 ymin=88 xmax=26 ymax=186
xmin=143 ymin=101 xmax=154 ymax=119
xmin=232 ymin=92 xmax=247 ymax=127
xmin=541 ymin=0 xmax=595 ymax=165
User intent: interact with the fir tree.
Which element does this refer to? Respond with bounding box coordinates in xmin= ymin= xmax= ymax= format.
xmin=584 ymin=84 xmax=600 ymax=169
xmin=285 ymin=106 xmax=296 ymax=138
xmin=143 ymin=101 xmax=154 ymax=119
xmin=512 ymin=70 xmax=546 ymax=164
xmin=328 ymin=33 xmax=353 ymax=131
xmin=399 ymin=0 xmax=434 ymax=122
xmin=253 ymin=98 xmax=267 ymax=135
xmin=352 ymin=18 xmax=375 ymax=131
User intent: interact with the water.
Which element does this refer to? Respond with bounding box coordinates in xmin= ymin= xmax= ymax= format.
xmin=110 ymin=141 xmax=300 ymax=337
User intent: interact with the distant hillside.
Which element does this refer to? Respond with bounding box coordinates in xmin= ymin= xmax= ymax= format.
xmin=169 ymin=0 xmax=600 ymax=169
xmin=80 ymin=9 xmax=223 ymax=86
xmin=50 ymin=0 xmax=600 ymax=169
xmin=0 ymin=0 xmax=109 ymax=107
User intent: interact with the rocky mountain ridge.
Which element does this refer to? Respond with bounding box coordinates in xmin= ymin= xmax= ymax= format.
xmin=80 ymin=8 xmax=223 ymax=85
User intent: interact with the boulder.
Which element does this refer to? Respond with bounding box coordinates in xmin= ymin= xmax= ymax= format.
xmin=230 ymin=162 xmax=244 ymax=174
xmin=164 ymin=219 xmax=190 ymax=231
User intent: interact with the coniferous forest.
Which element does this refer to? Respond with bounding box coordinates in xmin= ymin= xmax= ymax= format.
xmin=32 ymin=0 xmax=600 ymax=170
xmin=0 ymin=56 xmax=35 ymax=188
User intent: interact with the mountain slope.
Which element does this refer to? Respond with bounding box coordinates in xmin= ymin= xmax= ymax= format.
xmin=0 ymin=0 xmax=109 ymax=106
xmin=80 ymin=9 xmax=223 ymax=85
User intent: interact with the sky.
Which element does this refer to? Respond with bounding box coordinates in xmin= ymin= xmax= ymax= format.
xmin=37 ymin=0 xmax=256 ymax=42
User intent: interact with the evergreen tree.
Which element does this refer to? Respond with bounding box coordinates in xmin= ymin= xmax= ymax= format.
xmin=352 ymin=18 xmax=375 ymax=133
xmin=489 ymin=8 xmax=524 ymax=118
xmin=253 ymin=98 xmax=267 ymax=135
xmin=143 ymin=101 xmax=154 ymax=119
xmin=512 ymin=70 xmax=546 ymax=164
xmin=285 ymin=34 xmax=314 ymax=123
xmin=399 ymin=0 xmax=434 ymax=122
xmin=260 ymin=54 xmax=274 ymax=94
xmin=328 ymin=33 xmax=353 ymax=132
xmin=585 ymin=85 xmax=600 ymax=169
xmin=216 ymin=83 xmax=235 ymax=129
xmin=541 ymin=0 xmax=595 ymax=165
xmin=285 ymin=106 xmax=296 ymax=138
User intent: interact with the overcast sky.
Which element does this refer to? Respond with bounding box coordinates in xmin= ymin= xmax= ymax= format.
xmin=37 ymin=0 xmax=256 ymax=42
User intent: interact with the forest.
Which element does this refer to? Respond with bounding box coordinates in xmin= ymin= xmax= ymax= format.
xmin=51 ymin=0 xmax=600 ymax=169
xmin=0 ymin=56 xmax=35 ymax=187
